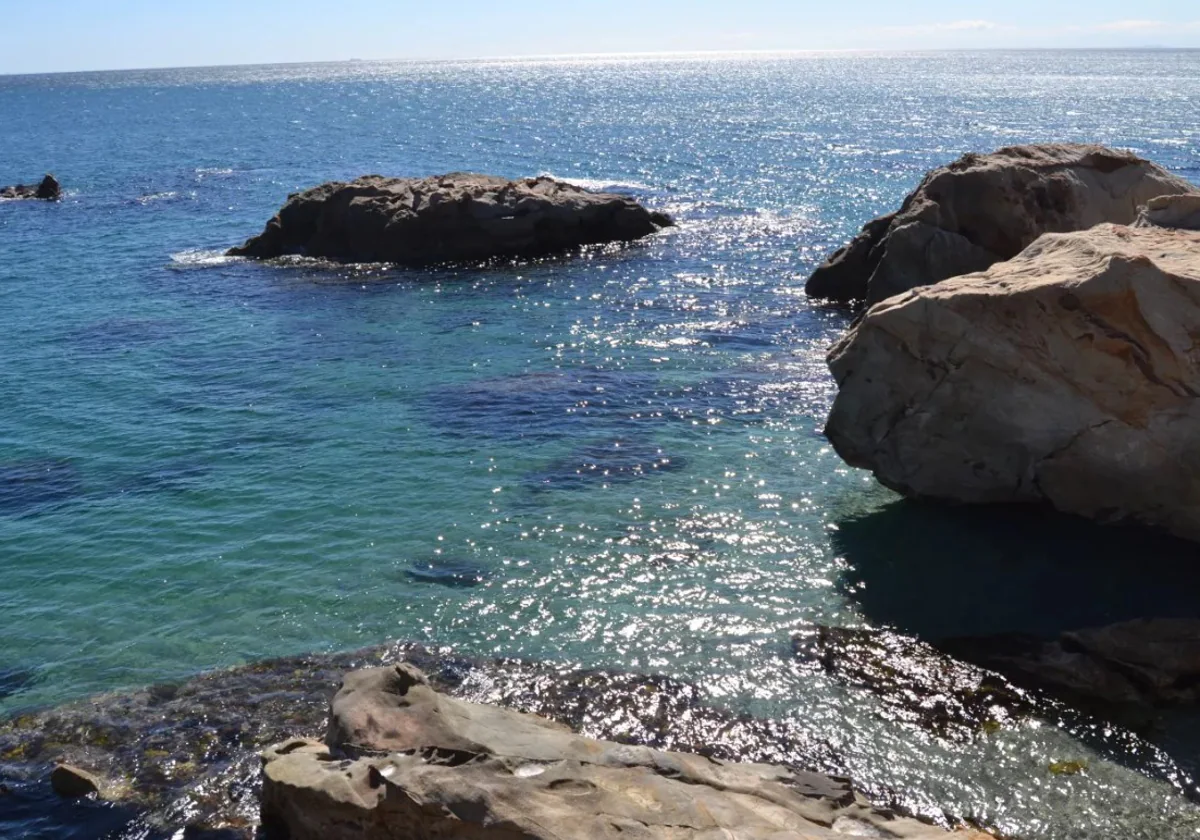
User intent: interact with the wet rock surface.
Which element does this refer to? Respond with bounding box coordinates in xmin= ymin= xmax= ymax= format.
xmin=805 ymin=144 xmax=1197 ymax=304
xmin=262 ymin=663 xmax=989 ymax=840
xmin=228 ymin=173 xmax=672 ymax=265
xmin=0 ymin=174 xmax=62 ymax=201
xmin=825 ymin=223 xmax=1200 ymax=541
xmin=0 ymin=645 xmax=840 ymax=837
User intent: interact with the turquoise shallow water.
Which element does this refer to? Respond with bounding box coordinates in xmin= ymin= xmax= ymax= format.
xmin=3 ymin=51 xmax=1200 ymax=838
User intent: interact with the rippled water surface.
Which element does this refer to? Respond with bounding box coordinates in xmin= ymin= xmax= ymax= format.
xmin=3 ymin=51 xmax=1200 ymax=839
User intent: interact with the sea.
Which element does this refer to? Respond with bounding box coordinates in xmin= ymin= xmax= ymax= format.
xmin=2 ymin=50 xmax=1200 ymax=839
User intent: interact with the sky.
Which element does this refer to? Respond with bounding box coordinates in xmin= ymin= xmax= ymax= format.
xmin=2 ymin=0 xmax=1199 ymax=75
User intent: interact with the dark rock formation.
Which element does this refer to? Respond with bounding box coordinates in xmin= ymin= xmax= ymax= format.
xmin=805 ymin=144 xmax=1197 ymax=304
xmin=228 ymin=173 xmax=672 ymax=264
xmin=0 ymin=175 xmax=62 ymax=201
xmin=261 ymin=663 xmax=988 ymax=840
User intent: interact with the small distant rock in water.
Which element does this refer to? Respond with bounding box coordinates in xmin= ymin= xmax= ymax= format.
xmin=0 ymin=174 xmax=62 ymax=201
xmin=0 ymin=459 xmax=81 ymax=516
xmin=49 ymin=764 xmax=102 ymax=798
xmin=403 ymin=557 xmax=489 ymax=588
xmin=528 ymin=438 xmax=684 ymax=490
xmin=227 ymin=172 xmax=672 ymax=265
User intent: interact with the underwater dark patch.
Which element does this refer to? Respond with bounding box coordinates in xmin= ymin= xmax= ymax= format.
xmin=403 ymin=557 xmax=490 ymax=589
xmin=0 ymin=460 xmax=82 ymax=517
xmin=525 ymin=438 xmax=686 ymax=491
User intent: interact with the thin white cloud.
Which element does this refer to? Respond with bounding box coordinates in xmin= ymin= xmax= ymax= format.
xmin=876 ymin=19 xmax=1007 ymax=36
xmin=1091 ymin=19 xmax=1167 ymax=32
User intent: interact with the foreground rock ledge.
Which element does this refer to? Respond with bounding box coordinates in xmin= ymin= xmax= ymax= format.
xmin=805 ymin=144 xmax=1197 ymax=305
xmin=262 ymin=663 xmax=988 ymax=839
xmin=228 ymin=173 xmax=673 ymax=264
xmin=825 ymin=223 xmax=1200 ymax=541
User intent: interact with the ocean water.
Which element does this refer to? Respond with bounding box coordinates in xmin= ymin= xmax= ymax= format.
xmin=2 ymin=50 xmax=1200 ymax=838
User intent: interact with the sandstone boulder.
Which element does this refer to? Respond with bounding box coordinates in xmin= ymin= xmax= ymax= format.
xmin=806 ymin=145 xmax=1197 ymax=304
xmin=261 ymin=663 xmax=988 ymax=839
xmin=1136 ymin=193 xmax=1200 ymax=231
xmin=228 ymin=173 xmax=672 ymax=264
xmin=825 ymin=223 xmax=1200 ymax=541
xmin=0 ymin=174 xmax=62 ymax=201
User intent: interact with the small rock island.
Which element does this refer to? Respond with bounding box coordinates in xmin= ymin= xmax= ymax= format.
xmin=228 ymin=173 xmax=673 ymax=264
xmin=0 ymin=174 xmax=62 ymax=201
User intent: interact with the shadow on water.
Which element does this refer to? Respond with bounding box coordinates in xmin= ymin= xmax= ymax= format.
xmin=830 ymin=498 xmax=1200 ymax=783
xmin=833 ymin=499 xmax=1200 ymax=642
xmin=0 ymin=780 xmax=153 ymax=840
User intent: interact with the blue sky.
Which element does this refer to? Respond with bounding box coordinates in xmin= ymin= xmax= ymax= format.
xmin=2 ymin=0 xmax=1199 ymax=74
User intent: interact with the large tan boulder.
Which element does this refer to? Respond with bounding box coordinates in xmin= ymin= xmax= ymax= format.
xmin=261 ymin=663 xmax=989 ymax=839
xmin=228 ymin=173 xmax=672 ymax=264
xmin=825 ymin=223 xmax=1200 ymax=541
xmin=805 ymin=144 xmax=1197 ymax=304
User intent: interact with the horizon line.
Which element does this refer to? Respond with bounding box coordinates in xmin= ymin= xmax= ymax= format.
xmin=1 ymin=45 xmax=1196 ymax=79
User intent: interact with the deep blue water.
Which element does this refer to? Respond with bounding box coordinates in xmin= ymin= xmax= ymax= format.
xmin=2 ymin=51 xmax=1200 ymax=839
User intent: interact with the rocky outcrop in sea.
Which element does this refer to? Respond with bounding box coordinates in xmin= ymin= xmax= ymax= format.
xmin=0 ymin=174 xmax=61 ymax=201
xmin=804 ymin=144 xmax=1197 ymax=304
xmin=228 ymin=173 xmax=672 ymax=264
xmin=824 ymin=220 xmax=1200 ymax=541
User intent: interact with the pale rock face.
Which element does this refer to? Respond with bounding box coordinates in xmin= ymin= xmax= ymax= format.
xmin=261 ymin=663 xmax=990 ymax=839
xmin=228 ymin=172 xmax=672 ymax=264
xmin=805 ymin=144 xmax=1199 ymax=304
xmin=1136 ymin=193 xmax=1200 ymax=231
xmin=825 ymin=223 xmax=1200 ymax=541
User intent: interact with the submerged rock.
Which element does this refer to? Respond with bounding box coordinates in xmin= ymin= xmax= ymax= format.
xmin=228 ymin=173 xmax=672 ymax=264
xmin=792 ymin=625 xmax=1038 ymax=741
xmin=805 ymin=144 xmax=1197 ymax=304
xmin=825 ymin=223 xmax=1200 ymax=541
xmin=261 ymin=662 xmax=987 ymax=840
xmin=942 ymin=618 xmax=1200 ymax=726
xmin=0 ymin=174 xmax=61 ymax=201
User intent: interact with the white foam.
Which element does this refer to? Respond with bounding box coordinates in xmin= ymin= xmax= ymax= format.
xmin=169 ymin=249 xmax=241 ymax=268
xmin=538 ymin=173 xmax=654 ymax=193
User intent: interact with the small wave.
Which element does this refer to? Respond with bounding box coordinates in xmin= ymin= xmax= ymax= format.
xmin=194 ymin=167 xmax=236 ymax=181
xmin=168 ymin=248 xmax=241 ymax=268
xmin=539 ymin=173 xmax=654 ymax=193
xmin=135 ymin=191 xmax=184 ymax=205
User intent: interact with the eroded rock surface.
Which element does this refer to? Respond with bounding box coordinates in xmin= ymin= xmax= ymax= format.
xmin=262 ymin=663 xmax=988 ymax=840
xmin=825 ymin=223 xmax=1200 ymax=541
xmin=228 ymin=173 xmax=672 ymax=264
xmin=805 ymin=144 xmax=1197 ymax=304
xmin=0 ymin=175 xmax=61 ymax=201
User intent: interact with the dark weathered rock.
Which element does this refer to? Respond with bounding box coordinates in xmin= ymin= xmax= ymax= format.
xmin=806 ymin=144 xmax=1197 ymax=304
xmin=228 ymin=173 xmax=672 ymax=264
xmin=50 ymin=763 xmax=101 ymax=798
xmin=0 ymin=174 xmax=61 ymax=201
xmin=262 ymin=663 xmax=989 ymax=840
